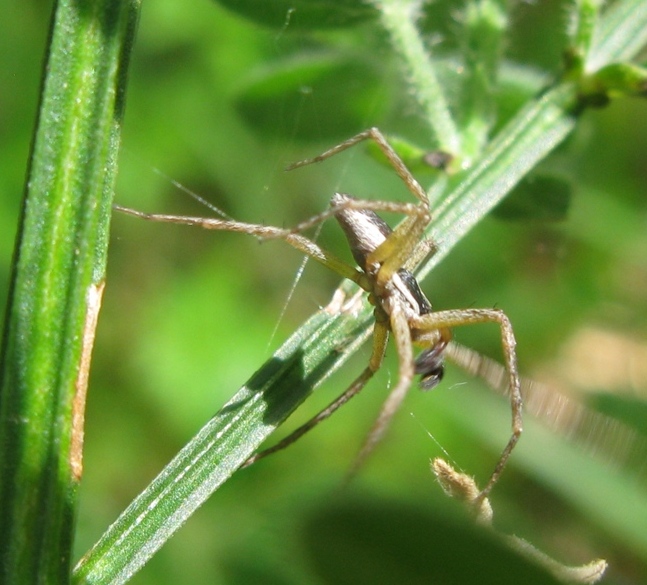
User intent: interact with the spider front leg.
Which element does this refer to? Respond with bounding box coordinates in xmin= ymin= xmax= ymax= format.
xmin=114 ymin=205 xmax=369 ymax=289
xmin=413 ymin=307 xmax=523 ymax=502
xmin=283 ymin=127 xmax=434 ymax=253
xmin=287 ymin=127 xmax=428 ymax=205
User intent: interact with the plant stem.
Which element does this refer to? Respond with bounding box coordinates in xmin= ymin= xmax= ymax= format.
xmin=0 ymin=1 xmax=140 ymax=582
xmin=373 ymin=0 xmax=462 ymax=155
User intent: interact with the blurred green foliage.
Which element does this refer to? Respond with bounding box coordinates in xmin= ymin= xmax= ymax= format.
xmin=3 ymin=0 xmax=647 ymax=583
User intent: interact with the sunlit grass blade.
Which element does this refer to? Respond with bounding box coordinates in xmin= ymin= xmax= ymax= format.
xmin=587 ymin=0 xmax=647 ymax=71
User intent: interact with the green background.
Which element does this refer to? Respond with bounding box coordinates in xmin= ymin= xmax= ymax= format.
xmin=3 ymin=0 xmax=647 ymax=583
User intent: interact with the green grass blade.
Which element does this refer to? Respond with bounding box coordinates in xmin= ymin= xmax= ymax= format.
xmin=0 ymin=1 xmax=140 ymax=583
xmin=372 ymin=0 xmax=461 ymax=154
xmin=587 ymin=0 xmax=647 ymax=70
xmin=459 ymin=0 xmax=507 ymax=160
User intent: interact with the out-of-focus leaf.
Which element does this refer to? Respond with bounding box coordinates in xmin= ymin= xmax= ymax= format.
xmin=586 ymin=393 xmax=647 ymax=438
xmin=235 ymin=53 xmax=387 ymax=140
xmin=302 ymin=496 xmax=561 ymax=585
xmin=492 ymin=175 xmax=571 ymax=222
xmin=579 ymin=63 xmax=647 ymax=106
xmin=493 ymin=62 xmax=547 ymax=129
xmin=215 ymin=0 xmax=376 ymax=30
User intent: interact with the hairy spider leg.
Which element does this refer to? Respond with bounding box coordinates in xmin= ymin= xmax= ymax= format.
xmin=411 ymin=308 xmax=522 ymax=503
xmin=286 ymin=127 xmax=428 ymax=204
xmin=113 ymin=205 xmax=367 ymax=288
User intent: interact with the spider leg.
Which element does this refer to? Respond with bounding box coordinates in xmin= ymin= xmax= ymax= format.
xmin=114 ymin=205 xmax=367 ymax=289
xmin=368 ymin=207 xmax=431 ymax=286
xmin=285 ymin=196 xmax=423 ymax=236
xmin=345 ymin=302 xmax=416 ymax=479
xmin=241 ymin=318 xmax=390 ymax=468
xmin=286 ymin=127 xmax=428 ymax=205
xmin=404 ymin=237 xmax=438 ymax=273
xmin=286 ymin=127 xmax=434 ymax=283
xmin=412 ymin=308 xmax=523 ymax=503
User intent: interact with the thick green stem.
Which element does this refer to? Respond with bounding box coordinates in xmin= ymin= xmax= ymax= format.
xmin=0 ymin=1 xmax=139 ymax=583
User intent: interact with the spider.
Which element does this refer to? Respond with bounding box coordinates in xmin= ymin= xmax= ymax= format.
xmin=116 ymin=128 xmax=523 ymax=503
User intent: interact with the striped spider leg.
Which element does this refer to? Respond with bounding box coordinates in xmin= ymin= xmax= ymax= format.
xmin=116 ymin=128 xmax=523 ymax=502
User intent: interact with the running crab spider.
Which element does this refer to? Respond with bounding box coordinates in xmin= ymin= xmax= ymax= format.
xmin=115 ymin=128 xmax=523 ymax=503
